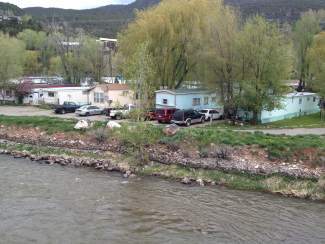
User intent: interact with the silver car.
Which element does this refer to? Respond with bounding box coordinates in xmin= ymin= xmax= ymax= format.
xmin=75 ymin=105 xmax=104 ymax=116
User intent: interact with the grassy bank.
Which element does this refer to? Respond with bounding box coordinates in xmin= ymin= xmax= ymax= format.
xmin=0 ymin=140 xmax=324 ymax=201
xmin=208 ymin=113 xmax=325 ymax=129
xmin=0 ymin=115 xmax=324 ymax=162
xmin=140 ymin=164 xmax=325 ymax=201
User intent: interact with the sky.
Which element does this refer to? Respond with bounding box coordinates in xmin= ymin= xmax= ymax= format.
xmin=4 ymin=0 xmax=134 ymax=9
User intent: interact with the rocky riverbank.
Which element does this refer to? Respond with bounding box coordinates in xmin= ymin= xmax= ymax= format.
xmin=0 ymin=124 xmax=324 ymax=201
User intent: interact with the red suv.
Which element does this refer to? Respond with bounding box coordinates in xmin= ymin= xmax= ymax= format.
xmin=156 ymin=108 xmax=178 ymax=123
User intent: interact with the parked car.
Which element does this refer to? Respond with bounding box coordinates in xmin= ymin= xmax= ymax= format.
xmin=156 ymin=108 xmax=178 ymax=123
xmin=107 ymin=104 xmax=135 ymax=120
xmin=54 ymin=102 xmax=81 ymax=114
xmin=75 ymin=105 xmax=104 ymax=116
xmin=144 ymin=109 xmax=157 ymax=121
xmin=171 ymin=109 xmax=205 ymax=126
xmin=200 ymin=108 xmax=224 ymax=121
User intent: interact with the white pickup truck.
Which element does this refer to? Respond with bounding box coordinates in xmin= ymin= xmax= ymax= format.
xmin=107 ymin=104 xmax=135 ymax=120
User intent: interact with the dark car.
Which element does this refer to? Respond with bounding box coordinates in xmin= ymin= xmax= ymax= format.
xmin=54 ymin=102 xmax=81 ymax=114
xmin=171 ymin=109 xmax=205 ymax=126
xmin=156 ymin=108 xmax=178 ymax=123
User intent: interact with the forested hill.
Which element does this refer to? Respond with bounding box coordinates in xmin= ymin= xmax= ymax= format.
xmin=21 ymin=0 xmax=325 ymax=37
xmin=0 ymin=2 xmax=24 ymax=15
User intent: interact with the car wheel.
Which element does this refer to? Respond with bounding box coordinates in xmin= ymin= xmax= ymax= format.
xmin=116 ymin=115 xmax=122 ymax=120
xmin=61 ymin=109 xmax=66 ymax=114
xmin=201 ymin=117 xmax=205 ymax=123
xmin=186 ymin=119 xmax=191 ymax=127
xmin=85 ymin=112 xmax=90 ymax=117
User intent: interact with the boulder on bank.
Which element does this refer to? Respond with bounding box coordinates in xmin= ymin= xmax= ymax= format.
xmin=163 ymin=124 xmax=180 ymax=136
xmin=74 ymin=120 xmax=93 ymax=130
xmin=107 ymin=121 xmax=121 ymax=129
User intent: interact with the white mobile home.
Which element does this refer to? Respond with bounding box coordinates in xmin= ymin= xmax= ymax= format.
xmin=23 ymin=86 xmax=90 ymax=105
xmin=155 ymin=89 xmax=221 ymax=110
xmin=238 ymin=92 xmax=321 ymax=123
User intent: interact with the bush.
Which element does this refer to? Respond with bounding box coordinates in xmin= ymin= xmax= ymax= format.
xmin=318 ymin=175 xmax=325 ymax=192
xmin=88 ymin=127 xmax=110 ymax=143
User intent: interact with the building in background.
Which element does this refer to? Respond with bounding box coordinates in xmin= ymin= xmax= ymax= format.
xmin=155 ymin=89 xmax=221 ymax=110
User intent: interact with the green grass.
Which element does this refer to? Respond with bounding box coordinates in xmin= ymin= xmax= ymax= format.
xmin=140 ymin=164 xmax=325 ymax=200
xmin=261 ymin=113 xmax=325 ymax=129
xmin=0 ymin=115 xmax=77 ymax=134
xmin=0 ymin=115 xmax=324 ymax=160
xmin=208 ymin=113 xmax=325 ymax=129
xmin=161 ymin=128 xmax=325 ymax=160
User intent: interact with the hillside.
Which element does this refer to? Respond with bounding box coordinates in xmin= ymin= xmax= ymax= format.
xmin=0 ymin=2 xmax=24 ymax=16
xmin=21 ymin=0 xmax=325 ymax=37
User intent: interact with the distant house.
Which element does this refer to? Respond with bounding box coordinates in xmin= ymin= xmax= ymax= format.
xmin=87 ymin=84 xmax=134 ymax=108
xmin=20 ymin=84 xmax=90 ymax=105
xmin=155 ymin=89 xmax=220 ymax=110
xmin=0 ymin=88 xmax=17 ymax=104
xmin=238 ymin=92 xmax=321 ymax=123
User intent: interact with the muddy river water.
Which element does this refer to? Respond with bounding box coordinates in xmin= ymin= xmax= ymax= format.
xmin=0 ymin=155 xmax=325 ymax=244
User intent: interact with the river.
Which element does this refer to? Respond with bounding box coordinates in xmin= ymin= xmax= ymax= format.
xmin=0 ymin=155 xmax=325 ymax=244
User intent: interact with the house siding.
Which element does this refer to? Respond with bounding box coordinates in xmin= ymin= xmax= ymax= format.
xmin=260 ymin=94 xmax=320 ymax=123
xmin=155 ymin=90 xmax=220 ymax=110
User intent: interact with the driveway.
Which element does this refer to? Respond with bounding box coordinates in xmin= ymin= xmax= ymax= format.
xmin=242 ymin=128 xmax=325 ymax=136
xmin=0 ymin=106 xmax=107 ymax=121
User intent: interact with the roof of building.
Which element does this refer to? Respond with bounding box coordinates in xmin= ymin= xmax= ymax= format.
xmin=89 ymin=83 xmax=130 ymax=92
xmin=286 ymin=92 xmax=318 ymax=97
xmin=155 ymin=89 xmax=215 ymax=95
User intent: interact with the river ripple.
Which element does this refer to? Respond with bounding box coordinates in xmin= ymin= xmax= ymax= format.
xmin=0 ymin=155 xmax=324 ymax=244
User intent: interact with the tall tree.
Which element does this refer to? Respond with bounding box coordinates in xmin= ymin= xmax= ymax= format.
xmin=308 ymin=32 xmax=325 ymax=99
xmin=237 ymin=16 xmax=292 ymax=123
xmin=204 ymin=1 xmax=241 ymax=117
xmin=293 ymin=10 xmax=321 ymax=91
xmin=0 ymin=34 xmax=24 ymax=100
xmin=118 ymin=0 xmax=215 ymax=89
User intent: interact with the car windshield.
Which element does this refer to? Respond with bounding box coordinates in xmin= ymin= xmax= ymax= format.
xmin=80 ymin=106 xmax=89 ymax=110
xmin=156 ymin=109 xmax=165 ymax=115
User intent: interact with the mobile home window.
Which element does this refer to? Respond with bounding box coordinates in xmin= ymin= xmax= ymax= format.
xmin=5 ymin=90 xmax=11 ymax=96
xmin=299 ymin=98 xmax=302 ymax=104
xmin=162 ymin=99 xmax=168 ymax=105
xmin=313 ymin=97 xmax=317 ymax=102
xmin=94 ymin=92 xmax=104 ymax=103
xmin=122 ymin=91 xmax=129 ymax=96
xmin=211 ymin=97 xmax=217 ymax=103
xmin=204 ymin=97 xmax=209 ymax=105
xmin=48 ymin=92 xmax=55 ymax=97
xmin=307 ymin=97 xmax=310 ymax=101
xmin=192 ymin=98 xmax=201 ymax=106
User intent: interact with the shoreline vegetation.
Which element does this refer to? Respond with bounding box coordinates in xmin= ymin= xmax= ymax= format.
xmin=0 ymin=115 xmax=324 ymax=201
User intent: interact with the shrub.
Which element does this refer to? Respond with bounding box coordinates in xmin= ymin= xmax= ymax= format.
xmin=318 ymin=175 xmax=325 ymax=192
xmin=88 ymin=127 xmax=110 ymax=143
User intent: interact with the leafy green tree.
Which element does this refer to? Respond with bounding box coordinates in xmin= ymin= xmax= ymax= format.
xmin=204 ymin=2 xmax=241 ymax=117
xmin=237 ymin=16 xmax=292 ymax=123
xmin=0 ymin=34 xmax=24 ymax=100
xmin=308 ymin=32 xmax=325 ymax=99
xmin=23 ymin=50 xmax=42 ymax=75
xmin=293 ymin=10 xmax=321 ymax=91
xmin=81 ymin=37 xmax=108 ymax=83
xmin=119 ymin=0 xmax=214 ymax=89
xmin=121 ymin=42 xmax=156 ymax=120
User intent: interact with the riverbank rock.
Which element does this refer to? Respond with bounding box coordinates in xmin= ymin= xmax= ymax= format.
xmin=74 ymin=120 xmax=93 ymax=130
xmin=197 ymin=178 xmax=205 ymax=186
xmin=181 ymin=176 xmax=191 ymax=184
xmin=163 ymin=124 xmax=180 ymax=136
xmin=107 ymin=121 xmax=121 ymax=129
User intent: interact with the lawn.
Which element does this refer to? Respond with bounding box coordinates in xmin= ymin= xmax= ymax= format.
xmin=208 ymin=113 xmax=325 ymax=129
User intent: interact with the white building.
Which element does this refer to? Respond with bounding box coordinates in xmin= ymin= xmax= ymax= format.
xmin=23 ymin=86 xmax=90 ymax=105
